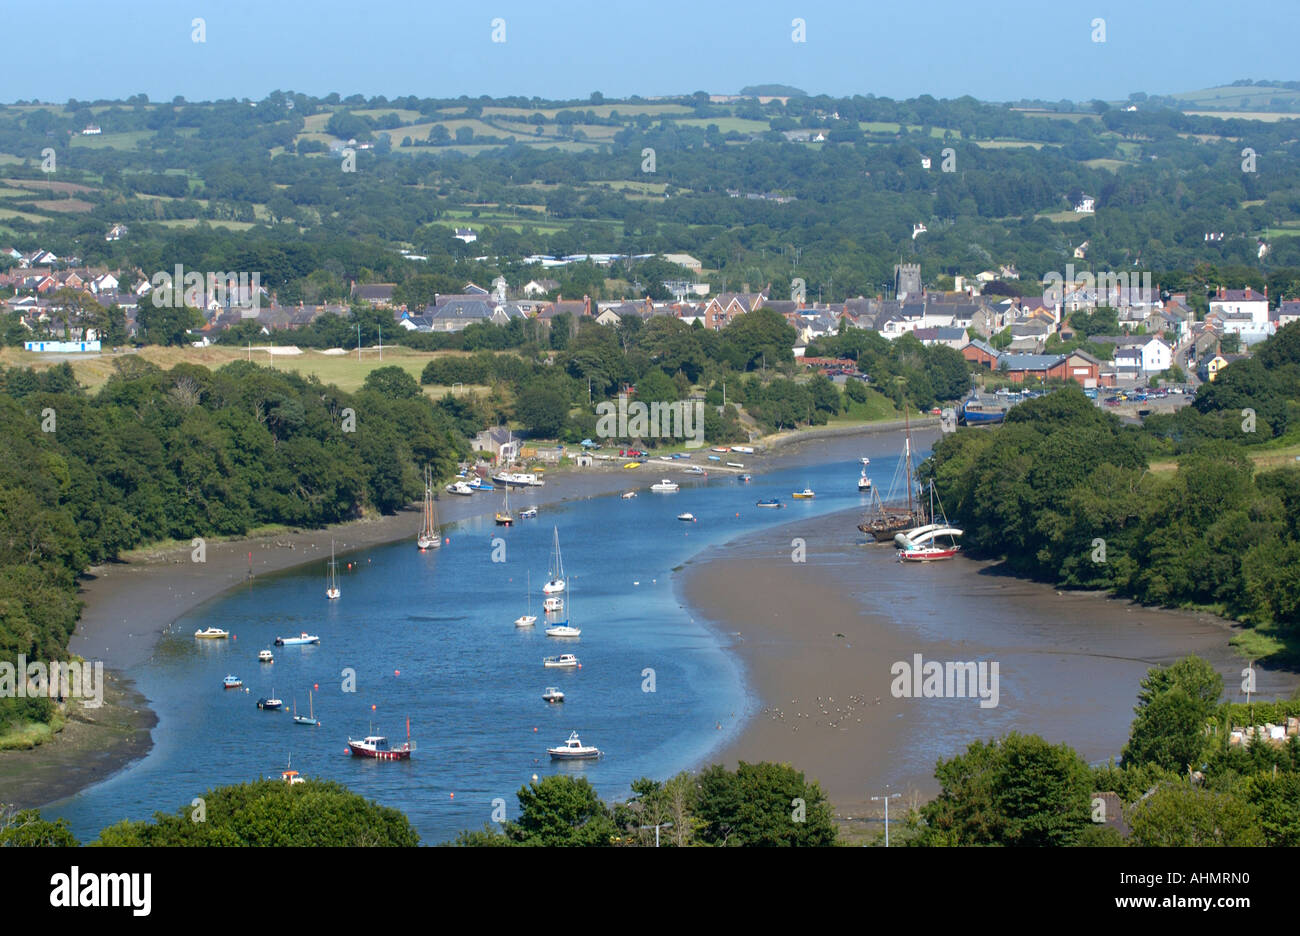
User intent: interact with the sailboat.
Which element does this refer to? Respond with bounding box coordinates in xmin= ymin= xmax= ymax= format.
xmin=325 ymin=540 xmax=341 ymax=600
xmin=859 ymin=405 xmax=927 ymax=541
xmin=515 ymin=571 xmax=537 ymax=627
xmin=495 ymin=476 xmax=515 ymax=526
xmin=895 ymin=480 xmax=963 ymax=561
xmin=418 ymin=465 xmax=441 ymax=549
xmin=542 ymin=526 xmax=566 ymax=594
xmin=545 ymin=575 xmax=581 ymax=637
xmin=293 ymin=690 xmax=319 ymax=726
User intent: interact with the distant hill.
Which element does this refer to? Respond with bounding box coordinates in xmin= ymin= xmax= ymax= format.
xmin=739 ymin=84 xmax=807 ymax=98
xmin=1149 ymin=82 xmax=1300 ymax=114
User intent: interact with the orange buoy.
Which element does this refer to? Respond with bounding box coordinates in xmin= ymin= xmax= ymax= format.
xmin=313 ymin=683 xmax=318 ymax=690
xmin=371 ymin=703 xmax=377 ymax=711
xmin=449 ymin=792 xmax=454 ymax=799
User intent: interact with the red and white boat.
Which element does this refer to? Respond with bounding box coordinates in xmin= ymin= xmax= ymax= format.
xmin=894 ymin=482 xmax=962 ymax=562
xmin=897 ymin=543 xmax=961 ymax=562
xmin=347 ymin=719 xmax=413 ymax=760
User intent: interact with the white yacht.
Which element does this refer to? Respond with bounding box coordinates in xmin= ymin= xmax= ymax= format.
xmin=515 ymin=571 xmax=537 ymax=627
xmin=445 ymin=480 xmax=473 ymax=496
xmin=543 ymin=653 xmax=580 ymax=668
xmin=548 ymin=731 xmax=601 ymax=760
xmin=542 ymin=526 xmax=566 ymax=594
xmin=650 ymin=479 xmax=680 ymax=492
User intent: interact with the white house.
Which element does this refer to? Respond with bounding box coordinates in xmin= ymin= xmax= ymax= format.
xmin=1209 ymin=286 xmax=1271 ymax=345
xmin=453 ymin=228 xmax=477 ymax=243
xmin=1138 ymin=336 xmax=1172 ymax=373
xmin=1074 ymin=196 xmax=1095 ymax=213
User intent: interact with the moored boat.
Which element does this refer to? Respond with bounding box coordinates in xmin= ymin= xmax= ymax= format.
xmin=542 ymin=687 xmax=566 ymax=704
xmin=650 ymin=479 xmax=680 ymax=492
xmin=325 ymin=539 xmax=341 ymax=599
xmin=418 ymin=465 xmax=442 ymax=549
xmin=543 ymin=596 xmax=565 ymax=613
xmin=542 ymin=527 xmax=566 ymax=593
xmin=222 ymin=674 xmax=242 ymax=689
xmin=792 ymin=488 xmax=816 ymax=499
xmin=959 ymin=397 xmax=1007 ymax=426
xmin=257 ymin=695 xmax=283 ymax=710
xmin=677 ymin=512 xmax=697 ymax=522
xmin=548 ymin=730 xmax=601 ymax=760
xmin=195 ymin=627 xmax=229 ymax=639
xmin=275 ymin=632 xmax=320 ymax=646
xmin=756 ymin=498 xmax=782 ymax=508
xmin=515 ymin=571 xmax=537 ymax=627
xmin=621 ymin=490 xmax=637 ymax=499
xmin=520 ymin=506 xmax=538 ymax=519
xmin=445 ymin=480 xmax=474 ymax=496
xmin=346 ymin=733 xmax=411 ymax=760
xmin=258 ymin=649 xmax=274 ymax=663
xmin=293 ymin=690 xmax=319 ymax=726
xmin=543 ymin=653 xmax=580 ymax=668
xmin=858 ymin=471 xmax=872 ymax=492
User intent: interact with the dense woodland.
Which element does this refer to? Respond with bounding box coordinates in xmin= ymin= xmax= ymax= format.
xmin=926 ymin=321 xmax=1300 ymax=649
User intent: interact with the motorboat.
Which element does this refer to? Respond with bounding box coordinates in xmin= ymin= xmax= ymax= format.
xmin=650 ymin=479 xmax=680 ymax=492
xmin=275 ymin=632 xmax=320 ymax=646
xmin=861 ymin=457 xmax=871 ymax=466
xmin=548 ymin=731 xmax=601 ymax=760
xmin=222 ymin=674 xmax=242 ymax=689
xmin=515 ymin=571 xmax=537 ymax=627
xmin=543 ymin=653 xmax=580 ymax=668
xmin=858 ymin=472 xmax=872 ymax=492
xmin=346 ymin=733 xmax=411 ymax=761
xmin=684 ymin=465 xmax=706 ymax=474
xmin=468 ymin=477 xmax=495 ymax=492
xmin=738 ymin=474 xmax=752 ymax=482
xmin=258 ymin=650 xmax=274 ymax=663
xmin=893 ymin=482 xmax=962 ymax=561
xmin=726 ymin=461 xmax=744 ymax=468
xmin=621 ymin=491 xmax=637 ymax=499
xmin=756 ymin=499 xmax=782 ymax=508
xmin=543 ymin=596 xmax=565 ymax=613
xmin=520 ymin=506 xmax=538 ymax=519
xmin=257 ymin=695 xmax=283 ymax=710
xmin=792 ymin=489 xmax=816 ymax=499
xmin=542 ymin=687 xmax=566 ymax=704
xmin=195 ymin=627 xmax=229 ymax=639
xmin=732 ymin=446 xmax=754 ymax=454
xmin=445 ymin=480 xmax=474 ymax=496
xmin=677 ymin=512 xmax=697 ymax=522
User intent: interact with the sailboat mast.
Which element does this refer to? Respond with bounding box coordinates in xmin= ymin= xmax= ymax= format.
xmin=904 ymin=405 xmax=914 ymax=517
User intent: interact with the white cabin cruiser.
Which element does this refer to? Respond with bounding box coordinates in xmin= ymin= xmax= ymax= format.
xmin=548 ymin=731 xmax=601 ymax=760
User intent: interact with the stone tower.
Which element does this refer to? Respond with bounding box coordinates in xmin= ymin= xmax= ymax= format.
xmin=894 ymin=263 xmax=921 ymax=300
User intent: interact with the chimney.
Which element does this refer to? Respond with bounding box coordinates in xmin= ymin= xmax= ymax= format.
xmin=583 ymin=295 xmax=590 ymax=316
xmin=1245 ymin=286 xmax=1252 ymax=299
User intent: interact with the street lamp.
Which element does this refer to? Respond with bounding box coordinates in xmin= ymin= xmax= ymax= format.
xmin=870 ymin=789 xmax=901 ymax=847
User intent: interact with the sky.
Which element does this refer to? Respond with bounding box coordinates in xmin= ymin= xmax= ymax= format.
xmin=4 ymin=0 xmax=1297 ymax=105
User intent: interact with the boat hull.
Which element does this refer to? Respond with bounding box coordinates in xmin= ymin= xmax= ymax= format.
xmin=549 ymin=750 xmax=600 ymax=760
xmin=347 ymin=744 xmax=411 ymax=760
xmin=898 ymin=547 xmax=960 ymax=562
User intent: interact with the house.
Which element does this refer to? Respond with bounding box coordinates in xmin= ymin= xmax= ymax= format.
xmin=912 ymin=327 xmax=967 ymax=350
xmin=1208 ymin=286 xmax=1270 ymax=344
xmin=1273 ymin=300 xmax=1300 ymax=330
xmin=350 ymin=282 xmax=396 ymax=307
xmin=89 ymin=273 xmax=119 ymax=294
xmin=1074 ymin=196 xmax=1095 ymax=213
xmin=425 ymin=297 xmax=508 ymax=332
xmin=472 ymin=427 xmax=519 ymax=463
xmin=453 ymin=228 xmax=477 ymax=243
xmin=1199 ymin=353 xmax=1232 ymax=382
xmin=702 ymin=291 xmax=765 ymax=330
xmin=523 ymin=279 xmax=559 ymax=298
xmin=1073 ymin=240 xmax=1090 ymax=260
xmin=961 ymin=339 xmax=1001 ymax=370
xmin=105 ymin=224 xmax=128 ymax=242
xmin=81 ymin=125 xmax=102 ymax=135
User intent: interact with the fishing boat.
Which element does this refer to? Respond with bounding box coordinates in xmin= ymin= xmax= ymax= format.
xmin=543 ymin=653 xmax=580 ymax=668
xmin=650 ymin=479 xmax=680 ymax=492
xmin=520 ymin=506 xmax=538 ymax=519
xmin=543 ymin=596 xmax=565 ymax=613
xmin=542 ymin=687 xmax=566 ymax=704
xmin=445 ymin=480 xmax=473 ymax=496
xmin=293 ymin=690 xmax=319 ymax=726
xmin=281 ymin=757 xmax=305 ymax=785
xmin=275 ymin=632 xmax=320 ymax=646
xmin=418 ymin=466 xmax=441 ymax=549
xmin=515 ymin=571 xmax=537 ymax=628
xmin=195 ymin=627 xmax=229 ymax=639
xmin=546 ymin=576 xmax=582 ymax=637
xmin=325 ymin=540 xmax=341 ymax=599
xmin=222 ymin=674 xmax=242 ymax=689
xmin=621 ymin=491 xmax=637 ymax=499
xmin=258 ymin=649 xmax=274 ymax=663
xmin=858 ymin=471 xmax=872 ymax=492
xmin=958 ymin=397 xmax=1007 ymax=426
xmin=677 ymin=512 xmax=697 ymax=522
xmin=547 ymin=730 xmax=601 ymax=760
xmin=894 ymin=482 xmax=962 ymax=561
xmin=347 ymin=720 xmax=413 ymax=761
xmin=859 ymin=406 xmax=927 ymax=541
xmin=792 ymin=488 xmax=816 ymax=499
xmin=542 ymin=527 xmax=566 ymax=594
xmin=257 ymin=694 xmax=283 ymax=710
xmin=756 ymin=498 xmax=782 ymax=508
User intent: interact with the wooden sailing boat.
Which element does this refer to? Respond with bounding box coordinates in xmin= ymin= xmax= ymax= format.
xmin=325 ymin=540 xmax=341 ymax=599
xmin=417 ymin=465 xmax=440 ymax=549
xmin=859 ymin=404 xmax=927 ymax=541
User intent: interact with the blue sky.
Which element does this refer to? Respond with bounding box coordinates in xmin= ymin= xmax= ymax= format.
xmin=6 ymin=0 xmax=1297 ymax=104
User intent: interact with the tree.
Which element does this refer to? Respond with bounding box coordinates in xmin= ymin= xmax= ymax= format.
xmin=1126 ymin=785 xmax=1263 ymax=847
xmin=94 ymin=780 xmax=420 ymax=845
xmin=362 ymin=365 xmax=423 ymax=400
xmin=695 ymin=761 xmax=836 ymax=846
xmin=515 ymin=385 xmax=570 ymax=439
xmin=504 ymin=775 xmax=616 ymax=846
xmin=913 ymin=733 xmax=1093 ymax=847
xmin=1122 ymin=657 xmax=1222 ymax=772
xmin=0 ymin=808 xmax=80 ymax=846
